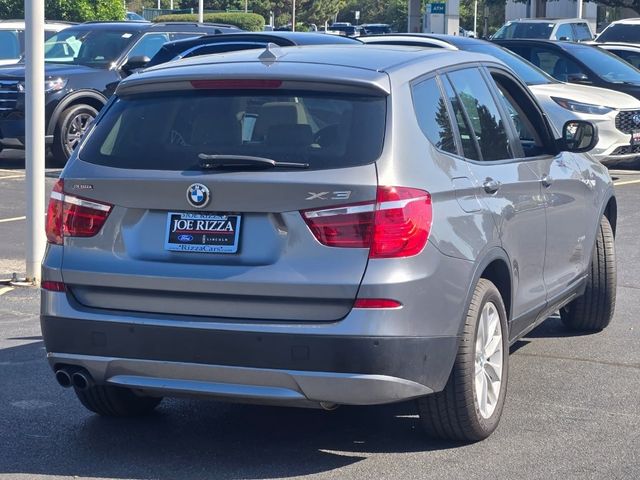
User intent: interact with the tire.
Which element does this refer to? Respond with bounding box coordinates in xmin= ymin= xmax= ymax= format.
xmin=561 ymin=215 xmax=616 ymax=332
xmin=74 ymin=385 xmax=162 ymax=417
xmin=417 ymin=279 xmax=509 ymax=442
xmin=51 ymin=104 xmax=98 ymax=167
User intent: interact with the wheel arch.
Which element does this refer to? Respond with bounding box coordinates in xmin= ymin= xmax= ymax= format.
xmin=603 ymin=193 xmax=617 ymax=236
xmin=457 ymin=248 xmax=513 ymax=337
xmin=47 ymin=91 xmax=107 ymax=136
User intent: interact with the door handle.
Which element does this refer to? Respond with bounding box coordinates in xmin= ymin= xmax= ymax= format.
xmin=541 ymin=174 xmax=554 ymax=188
xmin=483 ymin=178 xmax=501 ymax=194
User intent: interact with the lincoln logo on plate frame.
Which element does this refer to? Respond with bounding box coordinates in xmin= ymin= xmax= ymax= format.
xmin=186 ymin=183 xmax=211 ymax=209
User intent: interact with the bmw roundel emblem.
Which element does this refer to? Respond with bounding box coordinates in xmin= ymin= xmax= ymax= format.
xmin=186 ymin=183 xmax=210 ymax=209
xmin=633 ymin=114 xmax=640 ymax=126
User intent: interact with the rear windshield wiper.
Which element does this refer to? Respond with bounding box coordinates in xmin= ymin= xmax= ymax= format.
xmin=198 ymin=154 xmax=309 ymax=170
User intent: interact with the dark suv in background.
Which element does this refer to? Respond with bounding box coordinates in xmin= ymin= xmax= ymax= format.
xmin=0 ymin=21 xmax=239 ymax=165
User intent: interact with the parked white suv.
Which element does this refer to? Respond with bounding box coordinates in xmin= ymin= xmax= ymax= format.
xmin=493 ymin=18 xmax=593 ymax=42
xmin=597 ymin=18 xmax=640 ymax=44
xmin=0 ymin=20 xmax=71 ymax=66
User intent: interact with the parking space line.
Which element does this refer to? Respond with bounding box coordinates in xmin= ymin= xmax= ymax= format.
xmin=0 ymin=286 xmax=14 ymax=296
xmin=614 ymin=179 xmax=640 ymax=186
xmin=0 ymin=216 xmax=26 ymax=223
xmin=0 ymin=174 xmax=25 ymax=180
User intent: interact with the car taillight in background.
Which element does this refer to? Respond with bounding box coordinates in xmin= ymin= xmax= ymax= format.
xmin=45 ymin=179 xmax=113 ymax=245
xmin=302 ymin=186 xmax=432 ymax=258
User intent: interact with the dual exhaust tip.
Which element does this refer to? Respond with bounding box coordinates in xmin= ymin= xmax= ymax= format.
xmin=54 ymin=367 xmax=93 ymax=390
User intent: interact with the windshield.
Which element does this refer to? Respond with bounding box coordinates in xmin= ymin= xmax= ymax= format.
xmin=466 ymin=44 xmax=555 ymax=85
xmin=597 ymin=24 xmax=640 ymax=43
xmin=80 ymin=90 xmax=387 ymax=171
xmin=43 ymin=28 xmax=137 ymax=66
xmin=574 ymin=45 xmax=640 ymax=84
xmin=493 ymin=22 xmax=554 ymax=40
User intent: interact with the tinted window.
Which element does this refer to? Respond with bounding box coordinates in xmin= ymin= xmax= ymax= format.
xmin=127 ymin=33 xmax=200 ymax=60
xmin=609 ymin=49 xmax=640 ymax=69
xmin=493 ymin=22 xmax=554 ymax=39
xmin=571 ymin=45 xmax=640 ymax=83
xmin=465 ymin=44 xmax=554 ymax=85
xmin=597 ymin=24 xmax=640 ymax=43
xmin=44 ymin=28 xmax=137 ymax=66
xmin=441 ymin=78 xmax=479 ymax=160
xmin=447 ymin=69 xmax=512 ymax=161
xmin=524 ymin=47 xmax=589 ymax=83
xmin=412 ymin=78 xmax=456 ymax=154
xmin=80 ymin=90 xmax=387 ymax=171
xmin=0 ymin=31 xmax=20 ymax=60
xmin=574 ymin=23 xmax=593 ymax=41
xmin=555 ymin=24 xmax=574 ymax=41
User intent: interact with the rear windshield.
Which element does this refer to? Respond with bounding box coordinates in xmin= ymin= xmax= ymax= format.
xmin=492 ymin=22 xmax=554 ymax=40
xmin=597 ymin=24 xmax=640 ymax=43
xmin=79 ymin=90 xmax=387 ymax=171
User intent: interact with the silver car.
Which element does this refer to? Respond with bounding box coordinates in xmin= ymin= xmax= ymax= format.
xmin=41 ymin=45 xmax=617 ymax=441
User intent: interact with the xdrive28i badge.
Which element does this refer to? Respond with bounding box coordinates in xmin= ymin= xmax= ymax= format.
xmin=187 ymin=183 xmax=210 ymax=209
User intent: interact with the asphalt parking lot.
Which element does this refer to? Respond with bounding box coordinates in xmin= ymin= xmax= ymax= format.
xmin=1 ymin=150 xmax=639 ymax=480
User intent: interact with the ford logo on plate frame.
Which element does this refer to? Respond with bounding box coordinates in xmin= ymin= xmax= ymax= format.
xmin=186 ymin=183 xmax=210 ymax=209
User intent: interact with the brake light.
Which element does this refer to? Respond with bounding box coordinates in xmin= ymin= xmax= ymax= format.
xmin=301 ymin=186 xmax=432 ymax=259
xmin=45 ymin=179 xmax=113 ymax=245
xmin=191 ymin=79 xmax=283 ymax=90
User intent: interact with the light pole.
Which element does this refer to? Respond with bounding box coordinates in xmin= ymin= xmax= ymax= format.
xmin=292 ymin=0 xmax=296 ymax=32
xmin=474 ymin=0 xmax=478 ymax=36
xmin=25 ymin=0 xmax=46 ymax=283
xmin=199 ymin=0 xmax=203 ymax=23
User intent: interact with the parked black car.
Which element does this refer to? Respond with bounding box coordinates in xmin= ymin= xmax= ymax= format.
xmin=146 ymin=31 xmax=361 ymax=68
xmin=494 ymin=39 xmax=640 ymax=100
xmin=0 ymin=21 xmax=239 ymax=165
xmin=594 ymin=42 xmax=640 ymax=69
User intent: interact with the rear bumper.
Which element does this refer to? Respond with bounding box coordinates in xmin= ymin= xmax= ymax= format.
xmin=41 ymin=314 xmax=457 ymax=406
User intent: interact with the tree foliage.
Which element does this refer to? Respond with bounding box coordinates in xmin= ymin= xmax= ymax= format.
xmin=0 ymin=0 xmax=125 ymax=21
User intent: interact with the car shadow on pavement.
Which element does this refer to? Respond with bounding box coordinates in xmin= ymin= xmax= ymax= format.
xmin=0 ymin=340 xmax=462 ymax=479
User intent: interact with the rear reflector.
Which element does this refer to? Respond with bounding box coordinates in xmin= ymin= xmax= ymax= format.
xmin=46 ymin=179 xmax=113 ymax=245
xmin=354 ymin=299 xmax=402 ymax=309
xmin=302 ymin=186 xmax=432 ymax=258
xmin=190 ymin=79 xmax=283 ymax=90
xmin=41 ymin=281 xmax=66 ymax=292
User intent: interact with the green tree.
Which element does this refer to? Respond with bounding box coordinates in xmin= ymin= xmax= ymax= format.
xmin=0 ymin=0 xmax=126 ymax=21
xmin=340 ymin=0 xmax=407 ymax=31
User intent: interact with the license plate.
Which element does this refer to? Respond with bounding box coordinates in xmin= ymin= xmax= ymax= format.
xmin=631 ymin=130 xmax=640 ymax=146
xmin=165 ymin=212 xmax=241 ymax=253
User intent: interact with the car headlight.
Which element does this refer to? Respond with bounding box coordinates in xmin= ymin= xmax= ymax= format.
xmin=16 ymin=78 xmax=68 ymax=93
xmin=551 ymin=97 xmax=613 ymax=115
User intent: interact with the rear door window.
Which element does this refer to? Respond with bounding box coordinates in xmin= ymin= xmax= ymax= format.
xmin=555 ymin=24 xmax=574 ymax=41
xmin=573 ymin=23 xmax=593 ymax=41
xmin=412 ymin=77 xmax=457 ymax=154
xmin=446 ymin=69 xmax=513 ymax=161
xmin=80 ymin=90 xmax=387 ymax=171
xmin=0 ymin=31 xmax=21 ymax=60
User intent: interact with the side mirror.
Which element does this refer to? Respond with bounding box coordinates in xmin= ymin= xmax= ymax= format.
xmin=567 ymin=73 xmax=591 ymax=84
xmin=559 ymin=120 xmax=598 ymax=153
xmin=121 ymin=55 xmax=150 ymax=75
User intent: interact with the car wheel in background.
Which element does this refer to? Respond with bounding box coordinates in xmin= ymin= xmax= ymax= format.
xmin=52 ymin=104 xmax=98 ymax=167
xmin=417 ymin=278 xmax=509 ymax=442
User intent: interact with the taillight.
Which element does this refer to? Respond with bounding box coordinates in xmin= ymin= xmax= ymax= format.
xmin=301 ymin=186 xmax=432 ymax=259
xmin=41 ymin=281 xmax=66 ymax=292
xmin=45 ymin=179 xmax=113 ymax=245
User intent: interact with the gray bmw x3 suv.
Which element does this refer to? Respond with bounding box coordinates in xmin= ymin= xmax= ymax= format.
xmin=41 ymin=45 xmax=617 ymax=441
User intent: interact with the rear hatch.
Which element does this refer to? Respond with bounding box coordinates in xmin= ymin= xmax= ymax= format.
xmin=57 ymin=80 xmax=387 ymax=322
